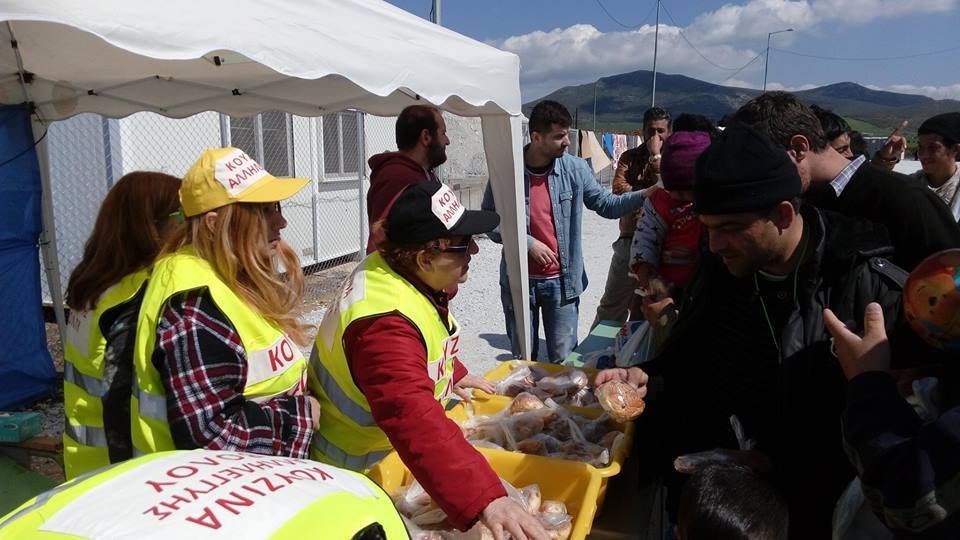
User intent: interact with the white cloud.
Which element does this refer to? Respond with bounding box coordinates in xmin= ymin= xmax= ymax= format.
xmin=689 ymin=0 xmax=955 ymax=45
xmin=866 ymin=83 xmax=960 ymax=100
xmin=494 ymin=0 xmax=958 ymax=100
xmin=497 ymin=23 xmax=760 ymax=100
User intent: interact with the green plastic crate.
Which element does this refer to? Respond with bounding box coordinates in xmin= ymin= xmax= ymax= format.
xmin=0 ymin=412 xmax=42 ymax=443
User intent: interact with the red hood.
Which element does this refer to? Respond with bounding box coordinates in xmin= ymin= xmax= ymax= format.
xmin=368 ymin=151 xmax=429 ymax=179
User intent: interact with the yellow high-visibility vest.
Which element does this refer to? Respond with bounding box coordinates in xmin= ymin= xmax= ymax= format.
xmin=0 ymin=450 xmax=408 ymax=539
xmin=131 ymin=247 xmax=307 ymax=456
xmin=309 ymin=252 xmax=459 ymax=471
xmin=63 ymin=268 xmax=149 ymax=480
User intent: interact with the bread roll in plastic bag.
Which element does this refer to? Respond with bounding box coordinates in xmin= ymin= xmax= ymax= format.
xmin=595 ymin=380 xmax=646 ymax=422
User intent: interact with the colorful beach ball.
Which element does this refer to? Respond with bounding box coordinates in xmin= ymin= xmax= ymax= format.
xmin=904 ymin=249 xmax=960 ymax=352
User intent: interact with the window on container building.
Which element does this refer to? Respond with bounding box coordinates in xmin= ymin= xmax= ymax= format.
xmin=229 ymin=111 xmax=293 ymax=176
xmin=323 ymin=112 xmax=360 ymax=176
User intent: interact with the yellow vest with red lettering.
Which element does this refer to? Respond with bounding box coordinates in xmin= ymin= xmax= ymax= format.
xmin=0 ymin=450 xmax=408 ymax=539
xmin=62 ymin=269 xmax=149 ymax=480
xmin=131 ymin=248 xmax=307 ymax=456
xmin=309 ymin=252 xmax=459 ymax=471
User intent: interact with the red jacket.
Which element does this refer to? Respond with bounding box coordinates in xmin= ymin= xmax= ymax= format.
xmin=649 ymin=188 xmax=701 ymax=289
xmin=366 ymin=151 xmax=436 ymax=254
xmin=342 ymin=268 xmax=505 ymax=531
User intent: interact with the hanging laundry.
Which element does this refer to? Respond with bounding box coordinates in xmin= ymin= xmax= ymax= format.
xmin=602 ymin=133 xmax=614 ymax=159
xmin=580 ymin=130 xmax=612 ymax=174
xmin=612 ymin=134 xmax=629 ymax=163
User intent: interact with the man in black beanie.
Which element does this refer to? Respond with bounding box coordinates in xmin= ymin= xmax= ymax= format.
xmin=596 ymin=124 xmax=910 ymax=538
xmin=730 ymin=91 xmax=960 ymax=270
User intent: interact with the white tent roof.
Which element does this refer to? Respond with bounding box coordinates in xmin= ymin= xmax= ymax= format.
xmin=0 ymin=0 xmax=521 ymax=119
xmin=0 ymin=0 xmax=533 ymax=359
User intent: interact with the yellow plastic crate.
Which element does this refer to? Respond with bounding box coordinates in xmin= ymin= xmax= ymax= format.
xmin=474 ymin=360 xmax=602 ymax=410
xmin=447 ymin=399 xmax=634 ymax=479
xmin=368 ymin=448 xmax=604 ymax=540
xmin=447 ymin=398 xmax=635 ymax=511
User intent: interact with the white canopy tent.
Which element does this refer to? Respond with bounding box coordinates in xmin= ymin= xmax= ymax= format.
xmin=0 ymin=0 xmax=533 ymax=359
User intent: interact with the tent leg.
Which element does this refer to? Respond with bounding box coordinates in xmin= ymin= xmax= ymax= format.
xmin=481 ymin=115 xmax=531 ymax=360
xmin=33 ymin=119 xmax=67 ymax=347
xmin=357 ymin=111 xmax=367 ymax=254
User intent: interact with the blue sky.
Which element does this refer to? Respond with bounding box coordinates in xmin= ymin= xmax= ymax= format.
xmin=385 ymin=0 xmax=960 ymax=102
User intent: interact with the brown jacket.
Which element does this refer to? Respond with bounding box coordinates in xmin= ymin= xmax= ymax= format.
xmin=613 ymin=144 xmax=660 ymax=236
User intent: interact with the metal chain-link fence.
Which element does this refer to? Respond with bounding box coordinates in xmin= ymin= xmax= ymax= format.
xmin=41 ymin=110 xmax=618 ymax=303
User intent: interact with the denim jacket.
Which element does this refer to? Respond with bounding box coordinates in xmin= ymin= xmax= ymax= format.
xmin=482 ymin=150 xmax=646 ymax=299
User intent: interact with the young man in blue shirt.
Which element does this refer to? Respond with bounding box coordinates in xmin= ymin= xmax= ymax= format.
xmin=483 ymin=100 xmax=646 ymax=362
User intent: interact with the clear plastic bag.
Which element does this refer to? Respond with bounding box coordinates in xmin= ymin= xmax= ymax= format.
xmin=569 ymin=386 xmax=598 ymax=407
xmin=509 ymin=391 xmax=546 ymax=414
xmin=460 ymin=394 xmax=624 ymax=466
xmin=537 ymin=369 xmax=590 ymax=396
xmin=595 ymin=380 xmax=646 ymax=422
xmin=614 ymin=320 xmax=654 ymax=367
xmin=580 ymin=413 xmax=614 ymax=443
xmin=494 ymin=364 xmax=535 ymax=397
xmin=396 ymin=479 xmax=434 ymax=517
xmin=538 ymin=511 xmax=573 ymax=540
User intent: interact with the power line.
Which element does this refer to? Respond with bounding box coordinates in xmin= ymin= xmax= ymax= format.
xmin=719 ymin=53 xmax=763 ymax=85
xmin=659 ymin=0 xmax=743 ymax=71
xmin=772 ymin=45 xmax=960 ymax=62
xmin=594 ymin=0 xmax=657 ymax=30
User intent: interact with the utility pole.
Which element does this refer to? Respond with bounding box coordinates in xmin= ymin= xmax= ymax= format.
xmin=763 ymin=28 xmax=793 ymax=92
xmin=593 ymin=80 xmax=598 ymax=132
xmin=431 ymin=0 xmax=441 ymax=25
xmin=651 ymin=0 xmax=660 ymax=107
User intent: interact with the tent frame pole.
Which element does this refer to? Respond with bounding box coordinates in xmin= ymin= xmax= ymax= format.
xmin=33 ymin=118 xmax=67 ymax=346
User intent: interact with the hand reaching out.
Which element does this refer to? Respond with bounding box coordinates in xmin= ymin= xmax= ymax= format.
xmin=453 ymin=373 xmax=496 ymax=402
xmin=872 ymin=120 xmax=908 ymax=169
xmin=594 ymin=367 xmax=649 ymax=397
xmin=823 ymin=302 xmax=891 ymax=380
xmin=480 ymin=496 xmax=549 ymax=540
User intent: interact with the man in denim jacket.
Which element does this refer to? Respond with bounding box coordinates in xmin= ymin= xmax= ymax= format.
xmin=482 ymin=100 xmax=646 ymax=362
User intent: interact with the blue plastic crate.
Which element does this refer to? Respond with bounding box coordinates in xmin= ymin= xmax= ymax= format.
xmin=0 ymin=412 xmax=42 ymax=443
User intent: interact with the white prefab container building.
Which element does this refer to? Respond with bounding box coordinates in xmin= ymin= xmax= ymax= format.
xmin=43 ymin=109 xmax=490 ymax=304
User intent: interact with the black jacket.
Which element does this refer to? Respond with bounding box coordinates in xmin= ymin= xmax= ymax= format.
xmin=843 ymin=364 xmax=960 ymax=538
xmin=645 ymin=205 xmax=908 ymax=539
xmin=805 ymin=161 xmax=960 ymax=271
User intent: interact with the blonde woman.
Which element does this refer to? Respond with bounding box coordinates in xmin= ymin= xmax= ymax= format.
xmin=130 ymin=148 xmax=319 ymax=458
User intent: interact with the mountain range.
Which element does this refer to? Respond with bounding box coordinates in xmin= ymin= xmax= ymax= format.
xmin=524 ymin=70 xmax=959 ymax=136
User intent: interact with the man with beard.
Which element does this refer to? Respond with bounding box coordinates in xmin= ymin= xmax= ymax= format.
xmin=596 ymin=124 xmax=909 ymax=537
xmin=366 ymin=105 xmax=450 ymax=253
xmin=482 ymin=100 xmax=646 ymax=362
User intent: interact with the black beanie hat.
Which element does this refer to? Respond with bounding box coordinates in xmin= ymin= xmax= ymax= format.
xmin=918 ymin=112 xmax=960 ymax=145
xmin=694 ymin=123 xmax=802 ymax=215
